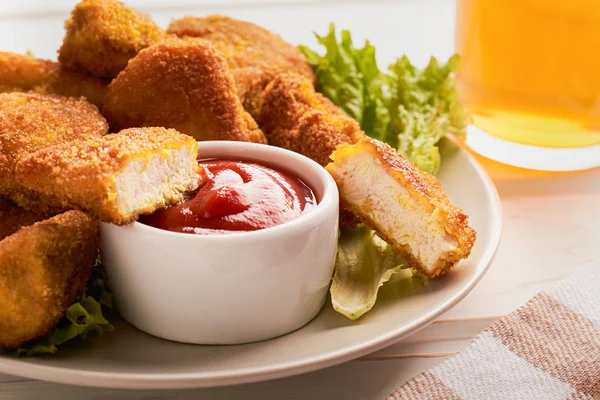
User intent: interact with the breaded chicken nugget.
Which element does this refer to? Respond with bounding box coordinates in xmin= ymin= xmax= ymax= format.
xmin=58 ymin=0 xmax=166 ymax=78
xmin=167 ymin=15 xmax=315 ymax=118
xmin=0 ymin=198 xmax=52 ymax=241
xmin=258 ymin=73 xmax=364 ymax=166
xmin=326 ymin=138 xmax=476 ymax=277
xmin=0 ymin=52 xmax=108 ymax=108
xmin=16 ymin=127 xmax=200 ymax=225
xmin=103 ymin=39 xmax=265 ymax=143
xmin=0 ymin=92 xmax=108 ymax=213
xmin=0 ymin=210 xmax=99 ymax=349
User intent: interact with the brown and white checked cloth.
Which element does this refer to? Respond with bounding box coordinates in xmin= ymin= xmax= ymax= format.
xmin=387 ymin=260 xmax=600 ymax=400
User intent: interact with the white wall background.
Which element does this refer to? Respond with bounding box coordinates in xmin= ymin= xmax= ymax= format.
xmin=0 ymin=0 xmax=457 ymax=68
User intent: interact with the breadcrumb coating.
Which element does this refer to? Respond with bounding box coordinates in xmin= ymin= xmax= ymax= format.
xmin=0 ymin=92 xmax=108 ymax=213
xmin=259 ymin=73 xmax=364 ymax=166
xmin=0 ymin=198 xmax=52 ymax=241
xmin=58 ymin=0 xmax=166 ymax=78
xmin=0 ymin=51 xmax=108 ymax=108
xmin=16 ymin=127 xmax=201 ymax=225
xmin=327 ymin=138 xmax=477 ymax=277
xmin=0 ymin=210 xmax=99 ymax=349
xmin=103 ymin=39 xmax=265 ymax=143
xmin=167 ymin=15 xmax=315 ymax=118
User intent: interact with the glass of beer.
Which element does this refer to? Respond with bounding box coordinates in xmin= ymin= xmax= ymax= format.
xmin=455 ymin=0 xmax=600 ymax=171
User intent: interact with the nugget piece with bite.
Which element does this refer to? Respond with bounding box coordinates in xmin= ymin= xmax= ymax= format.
xmin=0 ymin=51 xmax=108 ymax=108
xmin=0 ymin=210 xmax=99 ymax=349
xmin=58 ymin=0 xmax=166 ymax=78
xmin=103 ymin=39 xmax=265 ymax=143
xmin=0 ymin=198 xmax=52 ymax=241
xmin=0 ymin=92 xmax=108 ymax=213
xmin=326 ymin=138 xmax=476 ymax=277
xmin=16 ymin=127 xmax=201 ymax=225
xmin=167 ymin=15 xmax=315 ymax=118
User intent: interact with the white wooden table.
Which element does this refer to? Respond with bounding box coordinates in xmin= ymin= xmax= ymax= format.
xmin=1 ymin=1 xmax=599 ymax=398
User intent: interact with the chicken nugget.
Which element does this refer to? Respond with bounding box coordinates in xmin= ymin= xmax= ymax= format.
xmin=326 ymin=138 xmax=477 ymax=277
xmin=0 ymin=92 xmax=108 ymax=213
xmin=0 ymin=210 xmax=99 ymax=349
xmin=0 ymin=198 xmax=52 ymax=241
xmin=16 ymin=127 xmax=200 ymax=225
xmin=0 ymin=51 xmax=108 ymax=108
xmin=58 ymin=0 xmax=166 ymax=78
xmin=167 ymin=15 xmax=315 ymax=118
xmin=103 ymin=39 xmax=265 ymax=143
xmin=259 ymin=73 xmax=364 ymax=166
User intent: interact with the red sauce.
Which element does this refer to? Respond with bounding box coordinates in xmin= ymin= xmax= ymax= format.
xmin=139 ymin=160 xmax=317 ymax=234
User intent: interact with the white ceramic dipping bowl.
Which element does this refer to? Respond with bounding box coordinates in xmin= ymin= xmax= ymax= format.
xmin=100 ymin=141 xmax=339 ymax=345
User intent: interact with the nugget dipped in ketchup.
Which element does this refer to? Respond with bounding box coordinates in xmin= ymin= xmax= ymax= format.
xmin=139 ymin=159 xmax=317 ymax=234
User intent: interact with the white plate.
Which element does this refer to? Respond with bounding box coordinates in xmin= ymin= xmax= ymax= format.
xmin=0 ymin=138 xmax=502 ymax=389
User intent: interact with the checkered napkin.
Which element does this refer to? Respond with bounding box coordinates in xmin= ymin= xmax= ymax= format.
xmin=387 ymin=260 xmax=600 ymax=400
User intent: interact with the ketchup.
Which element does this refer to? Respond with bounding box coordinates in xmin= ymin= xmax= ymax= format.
xmin=139 ymin=160 xmax=317 ymax=234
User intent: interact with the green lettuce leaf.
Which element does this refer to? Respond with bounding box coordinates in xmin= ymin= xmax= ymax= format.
xmin=5 ymin=257 xmax=114 ymax=356
xmin=299 ymin=25 xmax=390 ymax=137
xmin=387 ymin=54 xmax=468 ymax=174
xmin=299 ymin=23 xmax=468 ymax=175
xmin=330 ymin=226 xmax=411 ymax=320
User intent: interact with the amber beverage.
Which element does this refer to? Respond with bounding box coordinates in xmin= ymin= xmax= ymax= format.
xmin=455 ymin=0 xmax=600 ymax=170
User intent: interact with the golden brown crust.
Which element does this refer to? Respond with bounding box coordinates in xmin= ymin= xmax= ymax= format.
xmin=103 ymin=39 xmax=265 ymax=143
xmin=3 ymin=190 xmax=69 ymax=217
xmin=15 ymin=127 xmax=200 ymax=225
xmin=0 ymin=210 xmax=99 ymax=349
xmin=327 ymin=138 xmax=477 ymax=277
xmin=0 ymin=198 xmax=53 ymax=241
xmin=258 ymin=73 xmax=364 ymax=166
xmin=0 ymin=92 xmax=108 ymax=213
xmin=0 ymin=51 xmax=109 ymax=108
xmin=167 ymin=15 xmax=315 ymax=118
xmin=58 ymin=0 xmax=166 ymax=78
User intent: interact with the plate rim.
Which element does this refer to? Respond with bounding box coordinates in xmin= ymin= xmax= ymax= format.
xmin=0 ymin=140 xmax=503 ymax=389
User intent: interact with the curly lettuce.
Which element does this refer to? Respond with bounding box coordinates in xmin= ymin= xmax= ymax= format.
xmin=299 ymin=23 xmax=468 ymax=175
xmin=4 ymin=258 xmax=114 ymax=356
xmin=331 ymin=226 xmax=409 ymax=320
